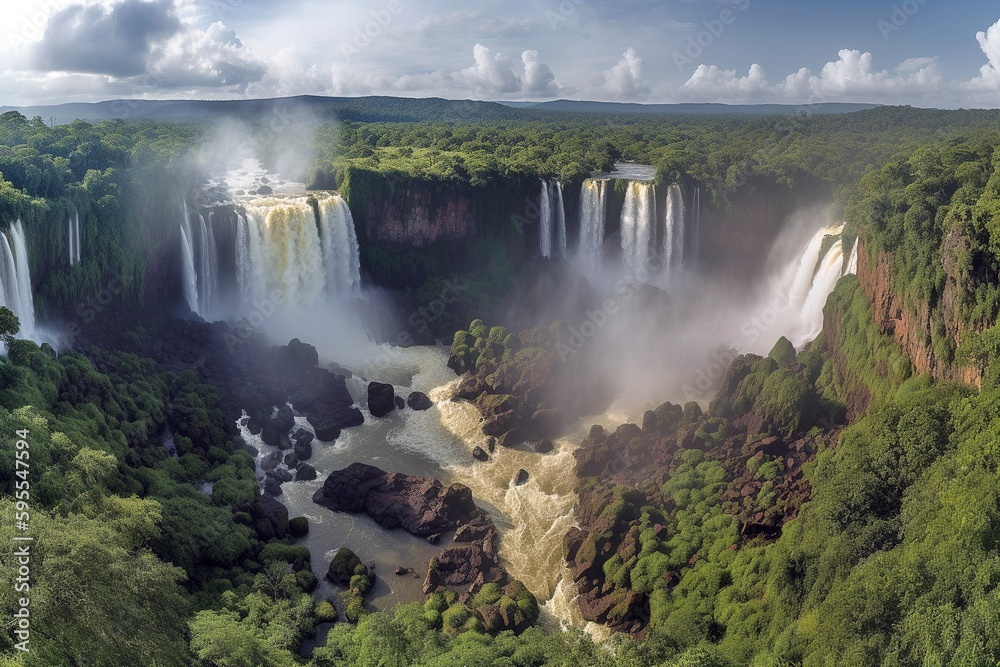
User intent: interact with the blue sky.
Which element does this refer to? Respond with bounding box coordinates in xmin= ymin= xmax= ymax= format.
xmin=2 ymin=0 xmax=1000 ymax=107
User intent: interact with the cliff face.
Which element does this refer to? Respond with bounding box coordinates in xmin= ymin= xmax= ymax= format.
xmin=854 ymin=236 xmax=981 ymax=387
xmin=360 ymin=189 xmax=475 ymax=248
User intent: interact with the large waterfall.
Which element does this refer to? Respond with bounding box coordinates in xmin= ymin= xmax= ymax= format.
xmin=180 ymin=201 xmax=219 ymax=319
xmin=0 ymin=222 xmax=35 ymax=338
xmin=662 ymin=184 xmax=685 ymax=276
xmin=578 ymin=179 xmax=608 ymax=268
xmin=620 ymin=182 xmax=657 ymax=282
xmin=236 ymin=194 xmax=361 ymax=310
xmin=68 ymin=212 xmax=81 ymax=266
xmin=538 ymin=179 xmax=566 ymax=259
xmin=778 ymin=224 xmax=856 ymax=348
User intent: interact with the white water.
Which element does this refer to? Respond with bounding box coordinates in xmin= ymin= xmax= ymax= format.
xmin=578 ymin=179 xmax=607 ymax=270
xmin=773 ymin=223 xmax=854 ymax=348
xmin=318 ymin=196 xmax=362 ymax=297
xmin=539 ymin=179 xmax=552 ymax=259
xmin=844 ymin=236 xmax=859 ymax=276
xmin=180 ymin=202 xmax=199 ymax=314
xmin=662 ymin=184 xmax=684 ymax=276
xmin=620 ymin=182 xmax=656 ymax=282
xmin=691 ymin=186 xmax=700 ymax=268
xmin=237 ymin=194 xmax=361 ymax=309
xmin=198 ymin=213 xmax=219 ymax=318
xmin=68 ymin=212 xmax=81 ymax=266
xmin=554 ymin=181 xmax=567 ymax=259
xmin=0 ymin=222 xmax=36 ymax=339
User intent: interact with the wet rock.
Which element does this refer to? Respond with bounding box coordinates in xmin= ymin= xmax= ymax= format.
xmin=514 ymin=469 xmax=530 ymax=486
xmin=472 ymin=446 xmax=490 ymax=462
xmin=534 ymin=439 xmax=554 ymax=454
xmin=487 ymin=437 xmax=496 ymax=453
xmin=313 ymin=462 xmax=477 ymax=537
xmin=261 ymin=451 xmax=282 ymax=472
xmin=269 ymin=468 xmax=293 ymax=484
xmin=367 ymin=382 xmax=396 ymax=418
xmin=407 ymin=391 xmax=433 ymax=410
xmin=294 ymin=439 xmax=313 ymax=461
xmin=259 ymin=492 xmax=288 ymax=538
xmin=283 ymin=453 xmax=299 ymax=468
xmin=426 ymin=533 xmax=442 ymax=545
xmin=295 ymin=463 xmax=317 ymax=481
xmin=395 ymin=566 xmax=408 ymax=576
xmin=264 ymin=479 xmax=283 ymax=497
xmin=394 ymin=395 xmax=405 ymax=410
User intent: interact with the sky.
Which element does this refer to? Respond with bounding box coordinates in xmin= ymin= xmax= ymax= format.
xmin=3 ymin=0 xmax=1000 ymax=107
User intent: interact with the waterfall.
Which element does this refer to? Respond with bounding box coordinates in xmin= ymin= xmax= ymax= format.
xmin=795 ymin=239 xmax=846 ymax=347
xmin=620 ymin=182 xmax=656 ymax=282
xmin=180 ymin=202 xmax=199 ymax=314
xmin=578 ymin=179 xmax=607 ymax=269
xmin=68 ymin=212 xmax=81 ymax=265
xmin=539 ymin=180 xmax=552 ymax=259
xmin=0 ymin=222 xmax=36 ymax=338
xmin=198 ymin=213 xmax=219 ymax=317
xmin=844 ymin=236 xmax=859 ymax=276
xmin=318 ymin=195 xmax=361 ymax=297
xmin=676 ymin=186 xmax=686 ymax=270
xmin=554 ymin=181 xmax=566 ymax=259
xmin=237 ymin=195 xmax=362 ymax=309
xmin=691 ymin=186 xmax=700 ymax=267
xmin=778 ymin=223 xmax=852 ymax=348
xmin=662 ymin=184 xmax=684 ymax=276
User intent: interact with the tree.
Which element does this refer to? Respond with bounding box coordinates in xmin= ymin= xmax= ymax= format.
xmin=0 ymin=307 xmax=19 ymax=347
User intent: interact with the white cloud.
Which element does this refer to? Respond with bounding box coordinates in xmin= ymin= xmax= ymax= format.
xmin=683 ymin=49 xmax=942 ymax=103
xmin=601 ymin=47 xmax=650 ymax=99
xmin=147 ymin=21 xmax=267 ymax=90
xmin=966 ymin=19 xmax=1000 ymax=91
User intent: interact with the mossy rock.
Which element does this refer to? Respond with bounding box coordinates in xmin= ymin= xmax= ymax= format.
xmin=326 ymin=548 xmax=368 ymax=586
xmin=289 ymin=516 xmax=309 ymax=539
xmin=768 ymin=336 xmax=797 ymax=367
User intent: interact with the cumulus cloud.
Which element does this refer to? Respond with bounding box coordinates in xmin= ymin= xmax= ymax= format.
xmin=147 ymin=21 xmax=267 ymax=89
xmin=343 ymin=44 xmax=566 ymax=99
xmin=601 ymin=48 xmax=650 ymax=99
xmin=966 ymin=19 xmax=1000 ymax=90
xmin=33 ymin=0 xmax=180 ymax=76
xmin=684 ymin=49 xmax=942 ymax=103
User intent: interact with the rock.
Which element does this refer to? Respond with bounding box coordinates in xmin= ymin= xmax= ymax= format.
xmin=395 ymin=566 xmax=408 ymax=576
xmin=313 ymin=463 xmax=477 ymax=537
xmin=269 ymin=468 xmax=293 ymax=484
xmin=261 ymin=451 xmax=281 ymax=472
xmin=276 ymin=338 xmax=319 ymax=374
xmin=293 ymin=428 xmax=314 ymax=445
xmin=472 ymin=446 xmax=490 ymax=462
xmin=534 ymin=439 xmax=554 ymax=454
xmin=261 ymin=405 xmax=296 ymax=447
xmin=514 ymin=469 xmax=529 ymax=486
xmin=310 ymin=419 xmax=342 ymax=441
xmin=257 ymin=184 xmax=273 ymax=195
xmin=295 ymin=464 xmax=317 ymax=481
xmin=407 ymin=391 xmax=433 ymax=410
xmin=367 ymin=382 xmax=396 ymax=418
xmin=394 ymin=395 xmax=405 ymax=410
xmin=259 ymin=492 xmax=289 ymax=538
xmin=294 ymin=440 xmax=313 ymax=461
xmin=326 ymin=548 xmax=367 ymax=586
xmin=486 ymin=437 xmax=496 ymax=453
xmin=265 ymin=478 xmax=283 ymax=497
xmin=427 ymin=533 xmax=442 ymax=545
xmin=283 ymin=453 xmax=299 ymax=468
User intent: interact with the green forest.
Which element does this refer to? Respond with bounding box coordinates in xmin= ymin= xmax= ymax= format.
xmin=4 ymin=99 xmax=1000 ymax=665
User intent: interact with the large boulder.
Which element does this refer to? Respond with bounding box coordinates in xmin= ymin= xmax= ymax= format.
xmin=313 ymin=463 xmax=477 ymax=537
xmin=367 ymin=382 xmax=396 ymax=418
xmin=407 ymin=391 xmax=433 ymax=411
xmin=326 ymin=548 xmax=368 ymax=586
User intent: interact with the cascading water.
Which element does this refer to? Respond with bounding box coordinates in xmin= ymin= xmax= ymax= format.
xmin=662 ymin=184 xmax=685 ymax=276
xmin=538 ymin=179 xmax=567 ymax=260
xmin=554 ymin=181 xmax=567 ymax=259
xmin=777 ymin=223 xmax=854 ymax=348
xmin=578 ymin=179 xmax=607 ymax=269
xmin=237 ymin=195 xmax=361 ymax=308
xmin=844 ymin=236 xmax=859 ymax=276
xmin=539 ymin=180 xmax=552 ymax=259
xmin=0 ymin=221 xmax=36 ymax=338
xmin=180 ymin=202 xmax=199 ymax=314
xmin=68 ymin=212 xmax=81 ymax=265
xmin=691 ymin=186 xmax=700 ymax=268
xmin=318 ymin=195 xmax=361 ymax=297
xmin=198 ymin=213 xmax=219 ymax=317
xmin=620 ymin=182 xmax=656 ymax=282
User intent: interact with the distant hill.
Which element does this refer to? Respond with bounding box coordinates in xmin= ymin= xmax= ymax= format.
xmin=518 ymin=100 xmax=882 ymax=115
xmin=1 ymin=95 xmax=882 ymax=126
